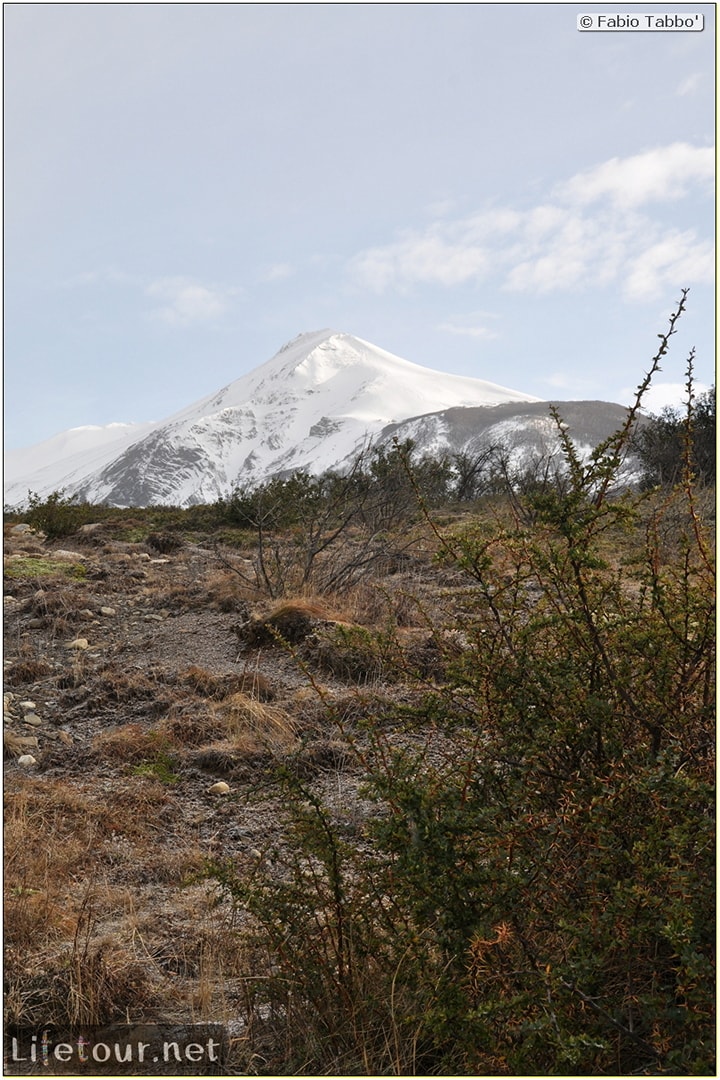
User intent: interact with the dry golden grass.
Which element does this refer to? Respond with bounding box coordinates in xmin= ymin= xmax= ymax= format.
xmin=4 ymin=653 xmax=53 ymax=686
xmin=143 ymin=843 xmax=207 ymax=885
xmin=26 ymin=585 xmax=84 ymax=615
xmin=3 ymin=771 xmax=193 ymax=1031
xmin=237 ymin=598 xmax=337 ymax=646
xmin=179 ymin=663 xmax=276 ymax=701
xmin=204 ymin=567 xmax=261 ymax=610
xmin=5 ymin=931 xmax=157 ymax=1030
xmin=4 ymin=780 xmax=131 ymax=991
xmin=95 ymin=780 xmax=172 ymax=837
xmin=90 ymin=663 xmax=176 ymax=718
xmin=3 ymin=730 xmax=40 ymax=758
xmin=90 ymin=722 xmax=178 ymax=764
xmin=214 ymin=692 xmax=298 ymax=753
xmin=157 ymin=705 xmax=228 ymax=748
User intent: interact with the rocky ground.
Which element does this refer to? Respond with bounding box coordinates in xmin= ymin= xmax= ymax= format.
xmin=3 ymin=518 xmax=457 ymax=1074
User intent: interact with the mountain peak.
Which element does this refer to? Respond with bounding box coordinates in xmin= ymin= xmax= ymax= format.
xmin=277 ymin=328 xmax=337 ymax=353
xmin=5 ymin=330 xmax=541 ymax=508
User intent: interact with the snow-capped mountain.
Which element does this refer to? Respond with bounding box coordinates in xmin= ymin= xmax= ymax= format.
xmin=377 ymin=399 xmax=644 ymax=483
xmin=5 ymin=330 xmax=541 ymax=508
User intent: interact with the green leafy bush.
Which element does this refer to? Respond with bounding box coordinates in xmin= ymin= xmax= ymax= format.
xmin=633 ymin=385 xmax=715 ymax=489
xmin=24 ymin=490 xmax=100 ymax=540
xmin=208 ymin=293 xmax=714 ymax=1074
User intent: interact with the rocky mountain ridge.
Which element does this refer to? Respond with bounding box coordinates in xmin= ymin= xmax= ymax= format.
xmin=5 ymin=330 xmax=639 ymax=508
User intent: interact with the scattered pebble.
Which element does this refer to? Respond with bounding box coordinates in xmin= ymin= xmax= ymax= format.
xmin=23 ymin=714 xmax=43 ymax=727
xmin=20 ymin=701 xmax=37 ymax=713
xmin=100 ymin=606 xmax=116 ymax=617
xmin=52 ymin=550 xmax=88 ymax=562
xmin=17 ymin=754 xmax=37 ymax=767
xmin=208 ymin=782 xmax=230 ymax=795
xmin=66 ymin=638 xmax=90 ymax=650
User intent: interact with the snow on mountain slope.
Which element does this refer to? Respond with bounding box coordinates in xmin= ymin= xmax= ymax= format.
xmin=371 ymin=399 xmax=645 ymax=486
xmin=5 ymin=330 xmax=540 ymax=508
xmin=4 ymin=422 xmax=159 ymax=507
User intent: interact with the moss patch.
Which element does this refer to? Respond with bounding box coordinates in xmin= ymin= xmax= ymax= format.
xmin=4 ymin=556 xmax=87 ymax=580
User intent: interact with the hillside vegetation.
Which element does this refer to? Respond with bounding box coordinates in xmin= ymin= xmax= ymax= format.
xmin=4 ymin=294 xmax=715 ymax=1075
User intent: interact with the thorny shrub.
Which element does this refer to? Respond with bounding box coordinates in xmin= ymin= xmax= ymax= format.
xmin=209 ymin=292 xmax=715 ymax=1075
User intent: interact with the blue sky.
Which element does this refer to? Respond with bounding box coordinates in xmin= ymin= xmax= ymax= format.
xmin=4 ymin=2 xmax=715 ymax=450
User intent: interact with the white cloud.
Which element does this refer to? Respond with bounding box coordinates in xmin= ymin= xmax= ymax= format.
xmin=621 ymin=380 xmax=711 ymax=414
xmin=623 ymin=232 xmax=715 ymax=300
xmin=348 ymin=143 xmax=715 ymax=302
xmin=424 ymin=198 xmax=456 ymax=218
xmin=349 ymin=210 xmax=523 ymax=292
xmin=539 ymin=372 xmax=601 ymax=395
xmin=351 ymin=232 xmax=490 ymax=292
xmin=260 ymin=262 xmax=295 ymax=282
xmin=677 ymin=73 xmax=702 ymax=97
xmin=145 ymin=277 xmax=243 ymax=325
xmin=62 ymin=267 xmax=137 ymax=288
xmin=557 ymin=142 xmax=714 ymax=209
xmin=437 ymin=321 xmax=499 ymax=340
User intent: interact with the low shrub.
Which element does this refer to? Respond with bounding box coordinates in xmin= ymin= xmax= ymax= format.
xmin=24 ymin=491 xmax=101 ymax=540
xmin=146 ymin=530 xmax=183 ymax=554
xmin=215 ymin=692 xmax=297 ymax=750
xmin=302 ymin=622 xmax=399 ymax=684
xmin=208 ymin=294 xmax=716 ymax=1074
xmin=236 ymin=600 xmax=332 ymax=646
xmin=4 ymin=657 xmax=53 ymax=686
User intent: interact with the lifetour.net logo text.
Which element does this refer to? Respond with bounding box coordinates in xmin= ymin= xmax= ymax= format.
xmin=4 ymin=1024 xmax=227 ymax=1074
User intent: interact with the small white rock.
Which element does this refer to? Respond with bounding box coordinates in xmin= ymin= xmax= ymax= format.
xmin=52 ymin=550 xmax=88 ymax=561
xmin=66 ymin=638 xmax=89 ymax=650
xmin=208 ymin=782 xmax=230 ymax=795
xmin=17 ymin=754 xmax=37 ymax=767
xmin=100 ymin=607 xmax=116 ymax=617
xmin=20 ymin=701 xmax=36 ymax=712
xmin=23 ymin=714 xmax=43 ymax=727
